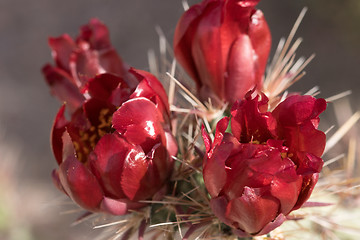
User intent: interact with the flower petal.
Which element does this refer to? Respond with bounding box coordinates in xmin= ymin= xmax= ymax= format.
xmin=51 ymin=105 xmax=68 ymax=165
xmin=226 ymin=187 xmax=279 ymax=234
xmin=90 ymin=133 xmax=132 ymax=198
xmin=231 ymin=94 xmax=275 ymax=143
xmin=129 ymin=68 xmax=170 ymax=121
xmin=203 ymin=142 xmax=232 ymax=197
xmin=85 ymin=73 xmax=127 ymax=101
xmin=112 ymin=98 xmax=165 ymax=153
xmin=225 ymin=34 xmax=256 ymax=103
xmin=292 ymin=173 xmax=319 ymax=210
xmin=48 ymin=34 xmax=76 ymax=72
xmin=77 ymin=18 xmax=111 ymax=50
xmin=120 ymin=146 xmax=148 ymax=200
xmin=100 ymin=197 xmax=146 ymax=215
xmin=58 ymin=154 xmax=103 ymax=211
xmin=42 ymin=64 xmax=84 ymax=112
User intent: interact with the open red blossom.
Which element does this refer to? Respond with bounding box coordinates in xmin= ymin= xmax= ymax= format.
xmin=202 ymin=92 xmax=327 ymax=236
xmin=50 ymin=68 xmax=177 ymax=215
xmin=174 ymin=0 xmax=271 ymax=104
xmin=43 ymin=19 xmax=177 ymax=214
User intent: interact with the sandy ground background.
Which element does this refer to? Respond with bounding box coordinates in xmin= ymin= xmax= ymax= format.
xmin=0 ymin=0 xmax=359 ymax=239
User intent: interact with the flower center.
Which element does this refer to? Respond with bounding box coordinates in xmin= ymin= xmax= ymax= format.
xmin=74 ymin=108 xmax=114 ymax=162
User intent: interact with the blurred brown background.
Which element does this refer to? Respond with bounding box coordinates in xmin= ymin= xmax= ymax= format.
xmin=0 ymin=0 xmax=359 ymax=239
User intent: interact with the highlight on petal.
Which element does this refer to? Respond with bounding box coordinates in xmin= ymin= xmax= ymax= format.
xmin=112 ymin=97 xmax=165 ymax=153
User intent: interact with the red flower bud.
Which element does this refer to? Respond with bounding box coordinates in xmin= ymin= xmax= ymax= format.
xmin=202 ymin=92 xmax=326 ymax=236
xmin=44 ymin=20 xmax=177 ymax=215
xmin=174 ymin=0 xmax=271 ymax=104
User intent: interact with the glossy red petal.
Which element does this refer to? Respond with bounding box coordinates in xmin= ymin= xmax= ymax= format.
xmin=225 ymin=34 xmax=256 ymax=103
xmin=203 ymin=143 xmax=232 ymax=198
xmin=58 ymin=155 xmax=104 ymax=211
xmin=213 ymin=117 xmax=230 ymax=147
xmin=112 ymin=98 xmax=165 ymax=153
xmin=248 ymin=9 xmax=271 ymax=84
xmin=122 ymin=144 xmax=171 ymax=201
xmin=235 ymin=0 xmax=260 ymax=8
xmin=90 ymin=134 xmax=133 ymax=198
xmin=191 ymin=2 xmax=225 ymax=100
xmin=174 ymin=0 xmax=269 ymax=104
xmin=174 ymin=0 xmax=218 ymax=87
xmin=129 ymin=68 xmax=170 ymax=119
xmin=120 ymin=146 xmax=148 ymax=200
xmin=150 ymin=144 xmax=173 ymax=184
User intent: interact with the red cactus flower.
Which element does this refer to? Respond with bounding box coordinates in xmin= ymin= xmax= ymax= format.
xmin=50 ymin=69 xmax=177 ymax=215
xmin=202 ymin=92 xmax=327 ymax=236
xmin=174 ymin=0 xmax=271 ymax=104
xmin=44 ymin=19 xmax=177 ymax=215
